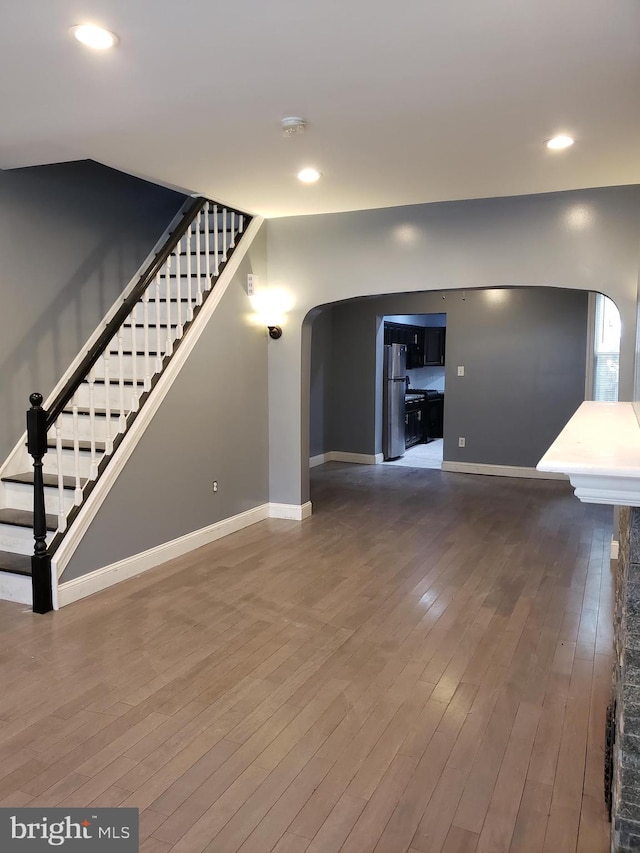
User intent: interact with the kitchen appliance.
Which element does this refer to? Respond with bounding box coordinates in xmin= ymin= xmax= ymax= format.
xmin=383 ymin=343 xmax=407 ymax=459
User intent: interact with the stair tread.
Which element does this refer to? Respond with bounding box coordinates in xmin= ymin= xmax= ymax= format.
xmin=82 ymin=378 xmax=145 ymax=387
xmin=158 ymin=275 xmax=218 ymax=280
xmin=62 ymin=406 xmax=122 ymax=417
xmin=123 ymin=322 xmax=178 ymax=328
xmin=0 ymin=550 xmax=31 ymax=576
xmin=46 ymin=438 xmax=106 ymax=452
xmin=106 ymin=350 xmax=162 ymax=356
xmin=145 ymin=294 xmax=196 ymax=299
xmin=2 ymin=472 xmax=87 ymax=489
xmin=0 ymin=508 xmax=57 ymax=531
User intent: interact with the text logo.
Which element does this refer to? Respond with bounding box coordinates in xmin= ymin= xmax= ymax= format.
xmin=1 ymin=809 xmax=138 ymax=850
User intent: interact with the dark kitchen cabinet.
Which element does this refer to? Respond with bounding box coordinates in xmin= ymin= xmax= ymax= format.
xmin=385 ymin=322 xmax=445 ymax=368
xmin=424 ymin=396 xmax=444 ymax=439
xmin=424 ymin=327 xmax=446 ymax=366
xmin=405 ymin=400 xmax=424 ymax=448
xmin=384 ymin=322 xmax=425 ymax=368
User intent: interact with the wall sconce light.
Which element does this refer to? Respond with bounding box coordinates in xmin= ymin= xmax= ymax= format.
xmin=251 ymin=287 xmax=293 ymax=341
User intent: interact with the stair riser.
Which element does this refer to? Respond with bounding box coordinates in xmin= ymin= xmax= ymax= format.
xmin=135 ymin=301 xmax=196 ymax=326
xmin=0 ymin=523 xmax=52 ymax=556
xmin=146 ymin=276 xmax=212 ymax=301
xmin=3 ymin=481 xmax=75 ymax=515
xmin=75 ymin=382 xmax=143 ymax=410
xmin=118 ymin=325 xmax=175 ymax=352
xmin=43 ymin=450 xmax=97 ymax=480
xmin=56 ymin=413 xmax=122 ymax=442
xmin=0 ymin=572 xmax=31 ymax=606
xmin=184 ymin=231 xmax=236 ymax=255
xmin=93 ymin=353 xmax=151 ymax=383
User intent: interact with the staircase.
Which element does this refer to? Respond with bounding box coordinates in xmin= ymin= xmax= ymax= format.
xmin=0 ymin=197 xmax=251 ymax=611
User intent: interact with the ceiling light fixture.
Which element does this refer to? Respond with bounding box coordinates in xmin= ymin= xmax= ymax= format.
xmin=546 ymin=135 xmax=574 ymax=150
xmin=70 ymin=24 xmax=119 ymax=50
xmin=281 ymin=117 xmax=307 ymax=137
xmin=297 ymin=168 xmax=321 ymax=183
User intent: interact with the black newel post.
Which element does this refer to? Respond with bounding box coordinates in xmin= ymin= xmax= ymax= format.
xmin=27 ymin=393 xmax=53 ymax=614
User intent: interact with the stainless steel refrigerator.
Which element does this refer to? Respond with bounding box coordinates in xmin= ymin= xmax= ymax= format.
xmin=383 ymin=343 xmax=407 ymax=459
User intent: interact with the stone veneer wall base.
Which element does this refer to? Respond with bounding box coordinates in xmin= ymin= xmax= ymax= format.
xmin=613 ymin=506 xmax=640 ymax=852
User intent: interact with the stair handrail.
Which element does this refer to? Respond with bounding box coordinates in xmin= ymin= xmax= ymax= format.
xmin=45 ymin=196 xmax=251 ymax=427
xmin=45 ymin=196 xmax=209 ymax=427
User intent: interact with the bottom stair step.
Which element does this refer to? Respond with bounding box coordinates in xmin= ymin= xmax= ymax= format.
xmin=2 ymin=472 xmax=87 ymax=490
xmin=0 ymin=551 xmax=31 ymax=576
xmin=0 ymin=508 xmax=57 ymax=531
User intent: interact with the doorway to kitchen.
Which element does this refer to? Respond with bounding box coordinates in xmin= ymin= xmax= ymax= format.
xmin=382 ymin=312 xmax=446 ymax=470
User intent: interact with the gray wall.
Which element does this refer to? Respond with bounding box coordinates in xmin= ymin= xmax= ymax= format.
xmin=61 ymin=225 xmax=270 ymax=582
xmin=0 ymin=160 xmax=185 ymax=460
xmin=309 ymin=307 xmax=333 ymax=457
xmin=266 ymin=185 xmax=640 ymax=505
xmin=311 ymin=287 xmax=588 ymax=468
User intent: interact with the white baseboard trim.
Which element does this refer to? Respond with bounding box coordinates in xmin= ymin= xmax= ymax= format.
xmin=269 ymin=502 xmax=313 ymax=521
xmin=309 ymin=454 xmax=328 ymax=468
xmin=57 ymin=503 xmax=270 ymax=608
xmin=0 ymin=572 xmax=31 ymax=606
xmin=311 ymin=451 xmax=384 ymax=466
xmin=611 ymin=538 xmax=619 ymax=560
xmin=441 ymin=461 xmax=569 ymax=481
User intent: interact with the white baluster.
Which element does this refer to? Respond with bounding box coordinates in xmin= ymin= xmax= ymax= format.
xmin=55 ymin=424 xmax=67 ymax=533
xmin=175 ymin=247 xmax=183 ymax=338
xmin=230 ymin=210 xmax=236 ymax=248
xmin=143 ymin=289 xmax=152 ymax=391
xmin=238 ymin=214 xmax=244 ymax=234
xmin=88 ymin=366 xmax=98 ymax=479
xmin=186 ymin=224 xmax=194 ymax=321
xmin=204 ymin=202 xmax=211 ymax=288
xmin=117 ymin=331 xmax=126 ymax=432
xmin=104 ymin=353 xmax=113 ymax=454
xmin=195 ymin=211 xmax=203 ymax=306
xmin=156 ymin=274 xmax=166 ymax=367
xmin=222 ymin=207 xmax=228 ymax=261
xmin=213 ymin=204 xmax=219 ymax=276
xmin=130 ymin=313 xmax=139 ymax=412
xmin=72 ymin=405 xmax=83 ymax=506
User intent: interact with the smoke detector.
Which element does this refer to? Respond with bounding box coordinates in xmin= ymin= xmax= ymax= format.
xmin=281 ymin=117 xmax=307 ymax=137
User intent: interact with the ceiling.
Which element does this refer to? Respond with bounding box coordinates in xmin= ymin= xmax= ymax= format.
xmin=1 ymin=0 xmax=639 ymax=218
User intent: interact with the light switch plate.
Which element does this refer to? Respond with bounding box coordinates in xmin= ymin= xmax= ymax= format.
xmin=457 ymin=366 xmax=465 ymax=376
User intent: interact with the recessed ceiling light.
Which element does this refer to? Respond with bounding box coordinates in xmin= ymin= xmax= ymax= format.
xmin=70 ymin=24 xmax=119 ymax=50
xmin=297 ymin=168 xmax=321 ymax=183
xmin=546 ymin=135 xmax=574 ymax=150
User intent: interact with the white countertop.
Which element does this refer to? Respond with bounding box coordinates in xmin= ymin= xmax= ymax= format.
xmin=537 ymin=401 xmax=640 ymax=506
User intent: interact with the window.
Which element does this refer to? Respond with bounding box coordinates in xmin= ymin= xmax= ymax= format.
xmin=593 ymin=293 xmax=621 ymax=401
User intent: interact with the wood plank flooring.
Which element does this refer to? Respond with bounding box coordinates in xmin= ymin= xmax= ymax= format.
xmin=0 ymin=462 xmax=614 ymax=852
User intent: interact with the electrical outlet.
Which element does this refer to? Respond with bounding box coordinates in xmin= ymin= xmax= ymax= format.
xmin=212 ymin=481 xmax=218 ymax=493
xmin=457 ymin=366 xmax=465 ymax=377
xmin=458 ymin=437 xmax=466 ymax=448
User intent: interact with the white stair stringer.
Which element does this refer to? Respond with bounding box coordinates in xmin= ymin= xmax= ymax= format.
xmin=50 ymin=214 xmax=263 ymax=590
xmin=0 ymin=202 xmax=261 ymax=608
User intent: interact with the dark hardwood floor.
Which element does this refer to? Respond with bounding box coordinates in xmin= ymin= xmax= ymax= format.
xmin=0 ymin=463 xmax=613 ymax=852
